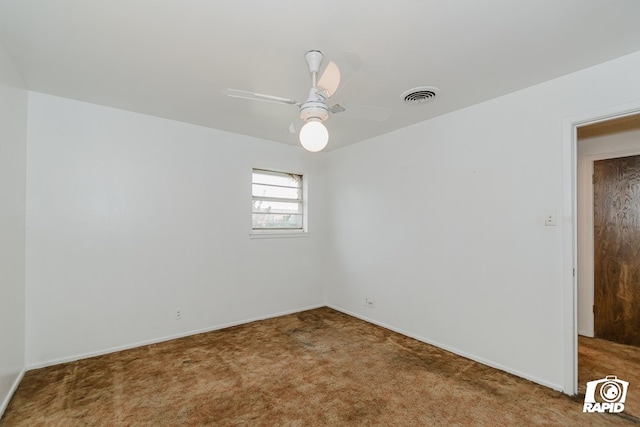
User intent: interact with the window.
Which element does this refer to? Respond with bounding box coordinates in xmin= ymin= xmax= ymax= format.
xmin=252 ymin=169 xmax=304 ymax=231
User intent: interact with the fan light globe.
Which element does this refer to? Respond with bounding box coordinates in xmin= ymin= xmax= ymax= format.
xmin=299 ymin=121 xmax=328 ymax=152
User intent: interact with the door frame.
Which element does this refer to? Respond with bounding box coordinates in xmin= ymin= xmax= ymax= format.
xmin=561 ymin=100 xmax=640 ymax=395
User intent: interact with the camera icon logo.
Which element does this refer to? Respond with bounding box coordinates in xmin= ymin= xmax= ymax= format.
xmin=583 ymin=375 xmax=629 ymax=413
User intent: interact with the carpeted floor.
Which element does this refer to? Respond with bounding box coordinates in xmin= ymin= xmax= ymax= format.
xmin=1 ymin=307 xmax=637 ymax=426
xmin=579 ymin=335 xmax=640 ymax=420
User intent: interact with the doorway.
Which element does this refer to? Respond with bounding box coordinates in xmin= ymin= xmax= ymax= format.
xmin=575 ymin=113 xmax=640 ymax=416
xmin=562 ymin=104 xmax=640 ymax=395
xmin=577 ymin=114 xmax=640 ymax=340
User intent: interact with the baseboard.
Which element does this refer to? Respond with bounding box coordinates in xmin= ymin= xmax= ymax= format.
xmin=578 ymin=329 xmax=594 ymax=338
xmin=327 ymin=304 xmax=564 ymax=393
xmin=25 ymin=303 xmax=564 ymax=395
xmin=27 ymin=303 xmax=325 ymax=370
xmin=0 ymin=368 xmax=25 ymax=419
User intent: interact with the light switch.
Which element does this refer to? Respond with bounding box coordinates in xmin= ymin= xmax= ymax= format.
xmin=545 ymin=212 xmax=556 ymax=226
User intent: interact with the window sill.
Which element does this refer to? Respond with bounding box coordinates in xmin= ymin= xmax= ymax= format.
xmin=250 ymin=230 xmax=309 ymax=239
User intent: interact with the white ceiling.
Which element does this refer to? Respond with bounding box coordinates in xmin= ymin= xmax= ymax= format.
xmin=1 ymin=1 xmax=640 ymax=151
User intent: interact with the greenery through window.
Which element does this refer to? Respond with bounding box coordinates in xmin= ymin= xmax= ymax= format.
xmin=252 ymin=169 xmax=303 ymax=230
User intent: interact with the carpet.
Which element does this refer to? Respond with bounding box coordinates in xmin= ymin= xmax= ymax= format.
xmin=579 ymin=335 xmax=640 ymax=420
xmin=1 ymin=307 xmax=636 ymax=426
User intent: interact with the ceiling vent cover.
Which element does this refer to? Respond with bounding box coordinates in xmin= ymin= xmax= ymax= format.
xmin=401 ymin=86 xmax=440 ymax=105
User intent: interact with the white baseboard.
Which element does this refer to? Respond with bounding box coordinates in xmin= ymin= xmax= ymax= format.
xmin=327 ymin=304 xmax=564 ymax=393
xmin=27 ymin=303 xmax=325 ymax=370
xmin=25 ymin=303 xmax=564 ymax=396
xmin=0 ymin=368 xmax=25 ymax=419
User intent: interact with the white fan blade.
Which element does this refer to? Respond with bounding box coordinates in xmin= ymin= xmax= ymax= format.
xmin=330 ymin=103 xmax=391 ymax=122
xmin=317 ymin=61 xmax=341 ymax=98
xmin=223 ymin=88 xmax=298 ymax=105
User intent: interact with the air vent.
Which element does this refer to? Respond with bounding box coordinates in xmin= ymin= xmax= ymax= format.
xmin=401 ymin=86 xmax=440 ymax=105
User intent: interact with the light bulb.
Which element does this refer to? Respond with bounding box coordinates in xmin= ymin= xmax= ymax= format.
xmin=299 ymin=120 xmax=329 ymax=152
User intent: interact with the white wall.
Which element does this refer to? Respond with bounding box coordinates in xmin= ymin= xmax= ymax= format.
xmin=577 ymin=127 xmax=640 ymax=336
xmin=325 ymin=50 xmax=640 ymax=391
xmin=25 ymin=93 xmax=327 ymax=367
xmin=0 ymin=45 xmax=27 ymax=413
xmin=18 ymin=47 xmax=640 ymax=393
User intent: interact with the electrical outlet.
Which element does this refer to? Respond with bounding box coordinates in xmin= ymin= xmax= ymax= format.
xmin=365 ymin=298 xmax=375 ymax=308
xmin=175 ymin=309 xmax=182 ymax=320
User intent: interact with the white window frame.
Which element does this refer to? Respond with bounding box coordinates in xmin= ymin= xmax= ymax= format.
xmin=250 ymin=168 xmax=309 ymax=238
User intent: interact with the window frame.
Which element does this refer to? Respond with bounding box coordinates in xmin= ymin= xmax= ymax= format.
xmin=250 ymin=168 xmax=309 ymax=238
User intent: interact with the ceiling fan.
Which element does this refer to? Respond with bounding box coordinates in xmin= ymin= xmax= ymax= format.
xmin=224 ymin=50 xmax=388 ymax=152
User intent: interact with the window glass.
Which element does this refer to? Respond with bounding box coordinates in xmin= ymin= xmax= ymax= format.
xmin=252 ymin=169 xmax=303 ymax=230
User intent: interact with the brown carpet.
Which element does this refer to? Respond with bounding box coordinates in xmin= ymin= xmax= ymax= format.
xmin=579 ymin=335 xmax=640 ymax=420
xmin=1 ymin=307 xmax=637 ymax=426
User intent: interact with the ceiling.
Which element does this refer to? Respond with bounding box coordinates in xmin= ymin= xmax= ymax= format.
xmin=1 ymin=1 xmax=640 ymax=151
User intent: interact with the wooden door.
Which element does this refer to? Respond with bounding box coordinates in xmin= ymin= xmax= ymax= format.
xmin=593 ymin=155 xmax=640 ymax=346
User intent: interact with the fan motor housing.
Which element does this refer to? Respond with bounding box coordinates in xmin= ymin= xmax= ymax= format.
xmin=300 ymin=101 xmax=329 ymax=122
